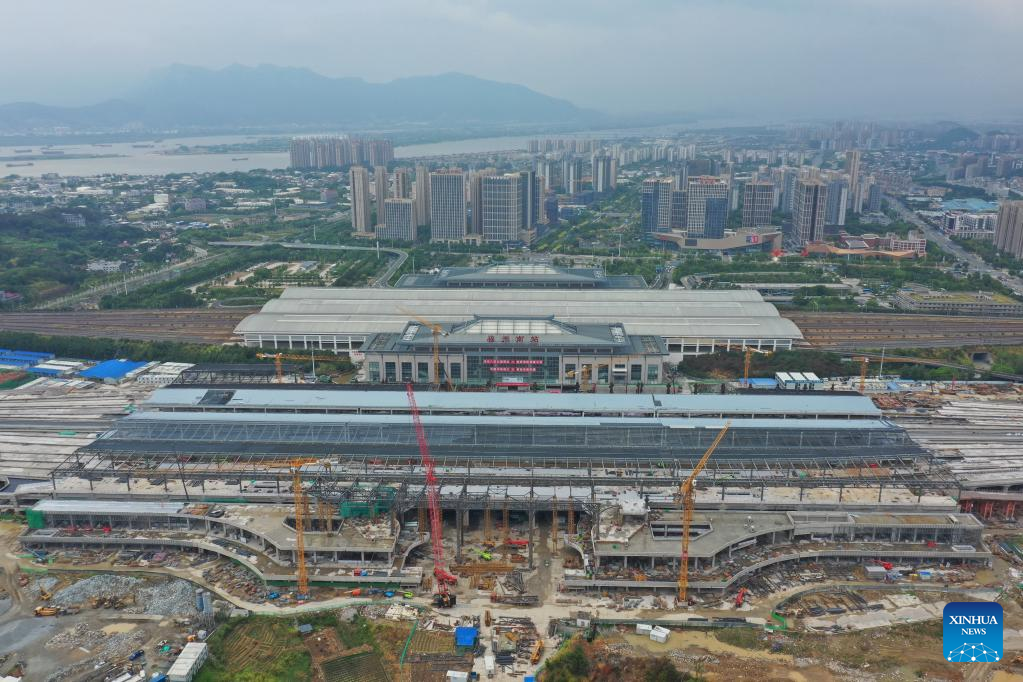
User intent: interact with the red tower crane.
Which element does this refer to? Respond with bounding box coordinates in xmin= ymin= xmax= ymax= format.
xmin=406 ymin=382 xmax=457 ymax=607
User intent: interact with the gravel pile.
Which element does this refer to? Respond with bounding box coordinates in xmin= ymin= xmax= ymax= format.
xmin=51 ymin=575 xmax=142 ymax=607
xmin=135 ymin=579 xmax=198 ymax=617
xmin=26 ymin=577 xmax=59 ymax=600
xmin=46 ymin=623 xmax=107 ymax=649
xmin=101 ymin=628 xmax=147 ymax=658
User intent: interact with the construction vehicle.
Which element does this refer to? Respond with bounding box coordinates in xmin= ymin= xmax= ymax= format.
xmin=407 ymin=383 xmax=458 ymax=608
xmin=678 ymin=421 xmax=731 ymax=605
xmin=735 ymin=587 xmax=748 ymax=607
xmin=872 ymin=559 xmax=894 ymax=571
xmin=505 ymin=539 xmax=529 ymax=548
xmin=255 ymin=352 xmax=320 ymax=384
xmin=34 ymin=606 xmax=60 ymax=617
xmin=39 ymin=587 xmax=52 ymax=601
xmin=398 ymin=308 xmax=455 ymax=391
xmin=530 ymin=639 xmax=545 ymax=664
xmin=477 ymin=549 xmax=493 ymax=561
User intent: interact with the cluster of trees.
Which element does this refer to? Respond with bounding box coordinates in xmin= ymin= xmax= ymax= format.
xmin=953 ymin=237 xmax=1023 ymax=276
xmin=541 ymin=639 xmax=691 ymax=682
xmin=0 ymin=208 xmax=146 ymax=302
xmin=0 ymin=331 xmax=266 ymax=366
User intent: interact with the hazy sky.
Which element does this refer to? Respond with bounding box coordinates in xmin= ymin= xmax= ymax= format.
xmin=4 ymin=0 xmax=1022 ymax=121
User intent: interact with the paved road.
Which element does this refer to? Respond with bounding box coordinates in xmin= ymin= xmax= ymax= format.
xmin=890 ymin=198 xmax=1023 ymax=295
xmin=210 ymin=240 xmax=408 ymax=287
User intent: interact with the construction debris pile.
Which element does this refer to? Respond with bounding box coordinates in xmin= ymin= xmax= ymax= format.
xmin=491 ymin=616 xmax=541 ymax=672
xmin=49 ymin=574 xmax=198 ymax=616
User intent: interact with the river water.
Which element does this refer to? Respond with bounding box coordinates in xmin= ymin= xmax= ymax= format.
xmin=0 ymin=120 xmax=753 ymax=178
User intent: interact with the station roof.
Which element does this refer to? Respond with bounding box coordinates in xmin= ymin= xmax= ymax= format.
xmin=145 ymin=387 xmax=881 ymax=418
xmin=395 ymin=263 xmax=647 ymax=289
xmin=234 ymin=287 xmax=803 ymax=341
xmin=34 ymin=499 xmax=185 ymax=514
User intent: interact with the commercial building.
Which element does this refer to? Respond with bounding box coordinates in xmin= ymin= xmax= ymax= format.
xmin=640 ymin=178 xmax=674 ymax=233
xmin=234 ymin=287 xmax=803 ymax=358
xmin=995 ymin=200 xmax=1023 ymax=259
xmin=741 ymin=181 xmax=774 ymax=228
xmin=395 ymin=262 xmax=647 ymax=289
xmin=652 ymin=230 xmax=783 ymax=256
xmin=792 ymin=178 xmax=828 ymax=245
xmin=348 ymin=166 xmax=372 ymax=233
xmin=378 ymin=198 xmax=416 ymax=242
xmin=482 ymin=174 xmax=523 ymax=243
xmin=686 ymin=177 xmax=729 ymax=236
xmin=360 ymin=315 xmax=667 ymax=387
xmin=430 ymin=170 xmax=466 ymax=242
xmin=824 ymin=178 xmax=848 ymax=226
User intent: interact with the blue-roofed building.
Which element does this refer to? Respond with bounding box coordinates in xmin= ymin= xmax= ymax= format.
xmin=79 ymin=359 xmax=148 ymax=381
xmin=454 ymin=627 xmax=478 ymax=648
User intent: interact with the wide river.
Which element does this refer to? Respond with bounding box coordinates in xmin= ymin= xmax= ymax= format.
xmin=0 ymin=120 xmax=753 ymax=178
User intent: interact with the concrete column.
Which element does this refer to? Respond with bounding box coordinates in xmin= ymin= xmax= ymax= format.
xmin=528 ymin=510 xmax=535 ymax=568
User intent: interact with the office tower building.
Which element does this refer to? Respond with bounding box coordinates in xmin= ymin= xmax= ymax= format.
xmin=544 ymin=194 xmax=559 ymax=227
xmin=374 ymin=166 xmax=388 ymax=226
xmin=429 ymin=170 xmax=466 ymax=242
xmin=824 ymin=178 xmax=848 ymax=226
xmin=792 ymin=179 xmax=828 ymax=245
xmin=867 ymin=182 xmax=883 ymax=213
xmin=704 ymin=197 xmax=728 ymax=238
xmin=995 ymin=200 xmax=1023 ymax=259
xmin=780 ymin=167 xmax=799 ymax=213
xmin=519 ymin=171 xmax=541 ymax=230
xmin=846 ymin=150 xmax=861 ymax=211
xmin=482 ymin=174 xmax=523 ymax=242
xmin=348 ymin=166 xmax=372 ymax=233
xmin=686 ymin=176 xmax=728 ymax=236
xmin=393 ymin=167 xmax=412 ymax=199
xmin=669 ymin=190 xmax=687 ymax=231
xmin=414 ymin=165 xmax=431 ymax=227
xmin=378 ymin=198 xmax=416 ymax=242
xmin=591 ymin=153 xmax=615 ymax=194
xmin=741 ymin=181 xmax=774 ymax=228
xmin=640 ymin=178 xmax=674 ymax=232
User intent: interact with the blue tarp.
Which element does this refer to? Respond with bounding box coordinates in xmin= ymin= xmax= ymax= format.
xmin=745 ymin=378 xmax=778 ymax=388
xmin=454 ymin=626 xmax=478 ymax=647
xmin=79 ymin=359 xmax=147 ymax=380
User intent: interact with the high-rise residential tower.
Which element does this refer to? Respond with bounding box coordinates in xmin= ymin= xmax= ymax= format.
xmin=414 ymin=165 xmax=431 ymax=227
xmin=348 ymin=166 xmax=372 ymax=233
xmin=379 ymin=198 xmax=416 ymax=242
xmin=995 ymin=200 xmax=1023 ymax=259
xmin=374 ymin=166 xmax=388 ymax=226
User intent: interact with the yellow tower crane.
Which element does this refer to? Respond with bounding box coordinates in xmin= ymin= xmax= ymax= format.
xmin=859 ymin=357 xmax=869 ymax=394
xmin=398 ymin=307 xmax=454 ymax=390
xmin=742 ymin=347 xmax=772 ymax=388
xmin=256 ymin=352 xmax=320 ymax=383
xmin=678 ymin=422 xmax=731 ymax=604
xmin=259 ymin=458 xmax=319 ymax=596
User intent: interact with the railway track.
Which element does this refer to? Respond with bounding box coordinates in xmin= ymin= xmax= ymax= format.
xmin=0 ymin=309 xmax=252 ymax=344
xmin=783 ymin=311 xmax=1023 ymax=349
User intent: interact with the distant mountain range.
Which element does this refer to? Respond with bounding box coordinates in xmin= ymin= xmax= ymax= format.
xmin=0 ymin=64 xmax=596 ymax=133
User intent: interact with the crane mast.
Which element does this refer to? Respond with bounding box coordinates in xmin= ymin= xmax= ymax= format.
xmin=678 ymin=422 xmax=731 ymax=603
xmin=406 ymin=383 xmax=457 ymax=604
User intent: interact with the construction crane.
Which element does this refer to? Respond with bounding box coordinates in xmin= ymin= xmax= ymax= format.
xmin=678 ymin=421 xmax=731 ymax=604
xmin=742 ymin=347 xmax=772 ymax=388
xmin=260 ymin=458 xmax=318 ymax=596
xmin=406 ymin=382 xmax=457 ymax=607
xmin=859 ymin=357 xmax=869 ymax=394
xmin=399 ymin=308 xmax=454 ymax=390
xmin=256 ymin=352 xmax=318 ymax=383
